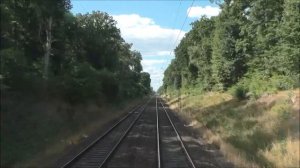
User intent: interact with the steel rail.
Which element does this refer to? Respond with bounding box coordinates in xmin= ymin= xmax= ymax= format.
xmin=98 ymin=102 xmax=148 ymax=167
xmin=156 ymin=97 xmax=161 ymax=168
xmin=198 ymin=161 xmax=220 ymax=168
xmin=159 ymin=99 xmax=196 ymax=168
xmin=61 ymin=100 xmax=148 ymax=168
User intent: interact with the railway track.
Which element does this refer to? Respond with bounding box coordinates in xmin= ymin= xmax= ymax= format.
xmin=61 ymin=97 xmax=219 ymax=168
xmin=157 ymin=98 xmax=196 ymax=168
xmin=61 ymin=99 xmax=150 ymax=168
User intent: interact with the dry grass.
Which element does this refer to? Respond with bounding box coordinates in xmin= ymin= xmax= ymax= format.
xmin=260 ymin=137 xmax=300 ymax=168
xmin=164 ymin=89 xmax=300 ymax=168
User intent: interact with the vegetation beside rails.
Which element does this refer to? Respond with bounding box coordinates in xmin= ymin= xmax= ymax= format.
xmin=159 ymin=1 xmax=299 ymax=166
xmin=1 ymin=94 xmax=146 ymax=167
xmin=163 ymin=89 xmax=299 ymax=168
xmin=1 ymin=1 xmax=152 ymax=166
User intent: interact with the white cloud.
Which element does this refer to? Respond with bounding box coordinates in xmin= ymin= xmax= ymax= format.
xmin=112 ymin=14 xmax=185 ymax=57
xmin=141 ymin=59 xmax=168 ymax=90
xmin=142 ymin=64 xmax=166 ymax=91
xmin=187 ymin=6 xmax=220 ymax=18
xmin=114 ymin=15 xmax=176 ymax=40
xmin=141 ymin=59 xmax=167 ymax=66
xmin=143 ymin=51 xmax=174 ymax=57
xmin=157 ymin=51 xmax=174 ymax=56
xmin=112 ymin=14 xmax=184 ymax=90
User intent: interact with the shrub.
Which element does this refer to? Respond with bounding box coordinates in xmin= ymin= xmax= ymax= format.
xmin=60 ymin=63 xmax=102 ymax=103
xmin=98 ymin=69 xmax=119 ymax=101
xmin=233 ymin=72 xmax=297 ymax=99
xmin=269 ymin=75 xmax=297 ymax=90
xmin=231 ymin=85 xmax=248 ymax=100
xmin=1 ymin=48 xmax=46 ymax=95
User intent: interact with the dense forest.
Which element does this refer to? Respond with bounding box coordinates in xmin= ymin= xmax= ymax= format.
xmin=1 ymin=0 xmax=152 ymax=100
xmin=1 ymin=0 xmax=151 ymax=166
xmin=159 ymin=0 xmax=299 ymax=98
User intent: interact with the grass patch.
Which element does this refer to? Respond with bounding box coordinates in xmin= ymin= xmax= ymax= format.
xmin=164 ymin=88 xmax=299 ymax=167
xmin=261 ymin=137 xmax=300 ymax=168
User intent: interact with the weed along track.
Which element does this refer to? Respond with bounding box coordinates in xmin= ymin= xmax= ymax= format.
xmin=61 ymin=97 xmax=232 ymax=168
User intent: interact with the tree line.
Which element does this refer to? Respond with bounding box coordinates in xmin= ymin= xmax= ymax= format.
xmin=1 ymin=0 xmax=152 ymax=103
xmin=159 ymin=0 xmax=299 ymax=98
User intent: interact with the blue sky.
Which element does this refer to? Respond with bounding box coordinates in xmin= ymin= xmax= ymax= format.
xmin=71 ymin=0 xmax=220 ymax=90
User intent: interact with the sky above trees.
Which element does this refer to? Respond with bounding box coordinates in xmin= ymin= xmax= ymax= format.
xmin=71 ymin=0 xmax=220 ymax=90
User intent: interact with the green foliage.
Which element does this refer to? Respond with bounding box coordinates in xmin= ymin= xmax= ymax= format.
xmin=140 ymin=72 xmax=152 ymax=94
xmin=161 ymin=0 xmax=299 ymax=98
xmin=1 ymin=48 xmax=44 ymax=93
xmin=232 ymin=73 xmax=297 ymax=99
xmin=1 ymin=1 xmax=151 ymax=101
xmin=1 ymin=1 xmax=152 ymax=166
xmin=230 ymin=85 xmax=248 ymax=100
xmin=270 ymin=75 xmax=298 ymax=90
xmin=59 ymin=63 xmax=104 ymax=103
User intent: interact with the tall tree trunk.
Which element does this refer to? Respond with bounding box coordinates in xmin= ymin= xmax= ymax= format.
xmin=44 ymin=17 xmax=52 ymax=80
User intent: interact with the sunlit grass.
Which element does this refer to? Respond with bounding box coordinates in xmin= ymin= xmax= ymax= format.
xmin=164 ymin=89 xmax=299 ymax=168
xmin=260 ymin=137 xmax=300 ymax=168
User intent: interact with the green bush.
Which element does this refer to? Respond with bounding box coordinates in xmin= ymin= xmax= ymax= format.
xmin=269 ymin=75 xmax=297 ymax=90
xmin=1 ymin=48 xmax=45 ymax=94
xmin=98 ymin=69 xmax=119 ymax=101
xmin=230 ymin=85 xmax=248 ymax=100
xmin=59 ymin=63 xmax=102 ymax=103
xmin=233 ymin=72 xmax=297 ymax=99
